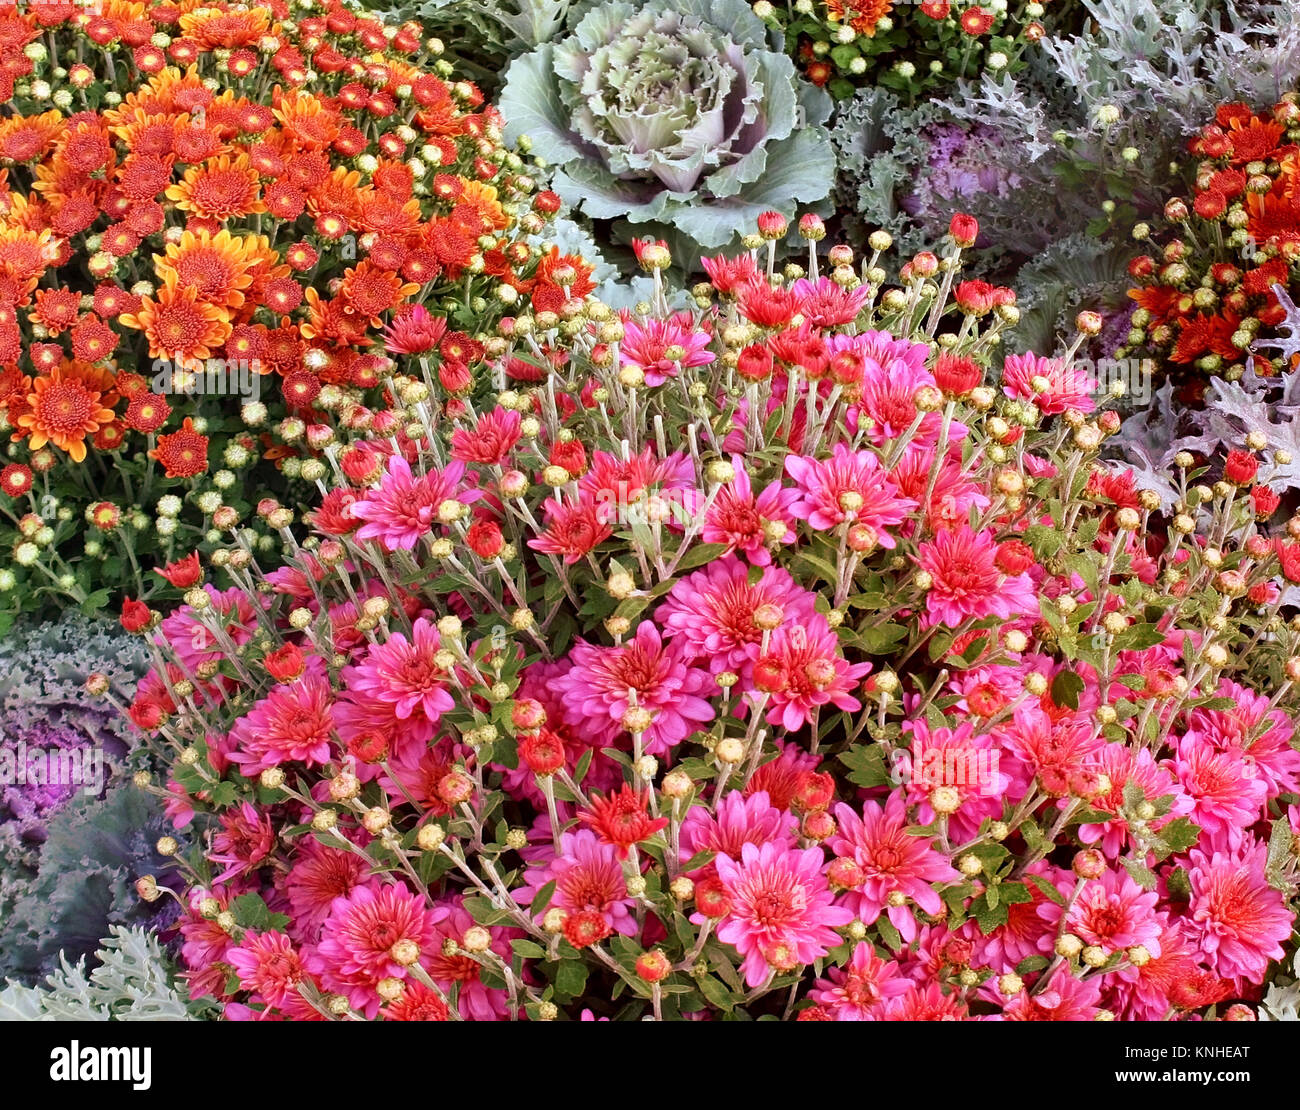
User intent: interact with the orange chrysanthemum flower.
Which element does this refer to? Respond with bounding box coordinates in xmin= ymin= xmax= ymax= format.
xmin=273 ymin=88 xmax=342 ymax=149
xmin=337 ymin=260 xmax=419 ymax=325
xmin=300 ymin=286 xmax=370 ymax=346
xmin=153 ymin=227 xmax=263 ymax=310
xmin=457 ymin=179 xmax=509 ymax=232
xmin=356 ymin=190 xmax=423 ymax=237
xmin=149 ymin=416 xmax=209 ymax=478
xmin=104 ymin=107 xmax=184 ymax=154
xmin=825 ymin=0 xmax=894 ymax=36
xmin=165 ymin=154 xmax=265 ymax=221
xmin=106 ymin=66 xmax=211 ymax=124
xmin=119 ymin=275 xmax=233 ymax=361
xmin=306 ymin=166 xmax=364 ymax=223
xmin=15 ymin=361 xmax=118 ymax=462
xmin=31 ymin=286 xmax=82 ymax=335
xmin=0 ymin=228 xmax=56 ymax=306
xmin=179 ymin=5 xmax=269 ymax=48
xmin=0 ymin=110 xmax=66 ymax=164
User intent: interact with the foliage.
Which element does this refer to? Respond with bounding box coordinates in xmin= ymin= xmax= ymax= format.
xmin=500 ymin=0 xmax=836 ymax=257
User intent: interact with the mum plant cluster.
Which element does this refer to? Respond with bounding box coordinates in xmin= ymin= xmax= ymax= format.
xmin=115 ymin=215 xmax=1300 ymax=1021
xmin=2 ymin=0 xmax=1300 ymax=1024
xmin=0 ymin=0 xmax=582 ymax=625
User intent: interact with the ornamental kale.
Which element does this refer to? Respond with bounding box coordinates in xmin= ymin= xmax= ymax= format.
xmin=500 ymin=0 xmax=836 ymax=252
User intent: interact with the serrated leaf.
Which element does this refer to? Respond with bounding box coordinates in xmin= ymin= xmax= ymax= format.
xmin=1050 ymin=668 xmax=1084 ymax=711
xmin=1122 ymin=857 xmax=1158 ymax=891
xmin=554 ymin=960 xmax=588 ymax=998
xmin=838 ymin=743 xmax=893 ymax=789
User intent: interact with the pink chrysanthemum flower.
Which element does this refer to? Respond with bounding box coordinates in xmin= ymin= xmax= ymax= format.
xmin=619 ymin=311 xmax=715 ymax=386
xmin=755 ymin=614 xmax=871 ymax=731
xmin=450 ymin=406 xmax=521 ymax=464
xmin=656 ymin=555 xmax=817 ymax=678
xmin=1186 ymin=841 xmax=1292 ymax=981
xmin=425 ymin=900 xmax=512 ymax=1021
xmin=1105 ymin=919 xmax=1200 ymax=1021
xmin=882 ymin=980 xmax=969 ymax=1020
xmin=890 ymin=443 xmax=990 ymax=533
xmin=1078 ymin=744 xmax=1190 ymax=858
xmin=830 ymin=792 xmax=960 ymax=941
xmin=284 ymin=839 xmax=370 ymax=944
xmin=784 ymin=443 xmax=915 ymax=542
xmin=679 ymin=789 xmax=799 ymax=874
xmin=383 ymin=303 xmax=447 ymax=355
xmin=578 ymin=446 xmax=697 ymax=505
xmin=997 ymin=966 xmax=1101 ymax=1021
xmin=528 ymin=493 xmax=614 ymax=564
xmin=915 ymin=525 xmax=1039 ymax=628
xmin=556 ymin=621 xmax=715 ymax=756
xmin=1171 ymin=736 xmax=1267 ymax=848
xmin=974 ymin=861 xmax=1072 ymax=970
xmin=997 ymin=704 xmax=1104 ymax=790
xmin=709 ymin=841 xmax=853 ymax=988
xmin=835 ymin=334 xmax=960 ymax=448
xmin=701 ymin=454 xmax=799 ymax=566
xmin=807 ymin=941 xmax=909 ymax=1020
xmin=700 ymin=251 xmax=760 ymax=297
xmin=516 ymin=829 xmax=638 ymax=936
xmin=342 ymin=618 xmax=455 ymax=748
xmin=746 ymin=742 xmax=821 ymax=810
xmin=306 ymin=881 xmax=448 ymax=1019
xmin=157 ymin=584 xmax=260 ymax=675
xmin=1064 ymin=869 xmax=1163 ymax=955
xmin=1002 ymin=352 xmax=1096 ymax=415
xmin=792 ymin=276 xmax=871 ymax=328
xmin=228 ymin=657 xmax=335 ymax=777
xmin=1185 ymin=679 xmax=1300 ymax=797
xmin=209 ymin=801 xmax=274 ymax=881
xmin=227 ymin=930 xmax=306 ymax=1009
xmin=377 ymin=735 xmax=461 ymax=816
xmin=350 ymin=453 xmax=476 ymax=552
xmin=897 ymin=718 xmax=1017 ymax=842
xmin=383 ymin=979 xmax=449 ymax=1021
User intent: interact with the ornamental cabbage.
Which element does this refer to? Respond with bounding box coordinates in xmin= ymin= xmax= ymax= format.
xmin=500 ymin=0 xmax=835 ymax=250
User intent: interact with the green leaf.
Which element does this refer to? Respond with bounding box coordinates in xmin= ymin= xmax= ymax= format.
xmin=1151 ymin=817 xmax=1201 ymax=862
xmin=79 ymin=588 xmax=111 ymax=615
xmin=511 ymin=939 xmax=547 ymax=960
xmin=855 ymin=622 xmax=909 ymax=655
xmin=529 ymin=879 xmax=557 ymax=917
xmin=554 ymin=960 xmax=588 ymax=998
xmin=1266 ymin=817 xmax=1295 ymax=891
xmin=1122 ymin=857 xmax=1158 ymax=891
xmin=971 ymin=892 xmax=1009 ymax=935
xmin=228 ymin=893 xmax=289 ymax=933
xmin=1025 ymin=873 xmax=1066 ymax=907
xmin=838 ymin=743 xmax=893 ymax=790
xmin=697 ymin=974 xmax=734 ymax=1011
xmin=499 ymin=45 xmax=586 ymax=162
xmin=673 ymin=542 xmax=730 ymax=572
xmin=1050 ymin=668 xmax=1084 ymax=711
xmin=874 ymin=915 xmax=903 ymax=950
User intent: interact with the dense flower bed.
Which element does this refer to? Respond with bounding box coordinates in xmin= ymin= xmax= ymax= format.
xmin=118 ymin=218 xmax=1300 ymax=1020
xmin=0 ymin=0 xmax=580 ymax=624
xmin=1124 ymin=96 xmax=1300 ymax=383
xmin=2 ymin=0 xmax=1299 ymax=1026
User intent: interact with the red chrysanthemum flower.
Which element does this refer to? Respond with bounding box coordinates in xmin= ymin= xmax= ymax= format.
xmin=148 ymin=416 xmax=209 ymax=478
